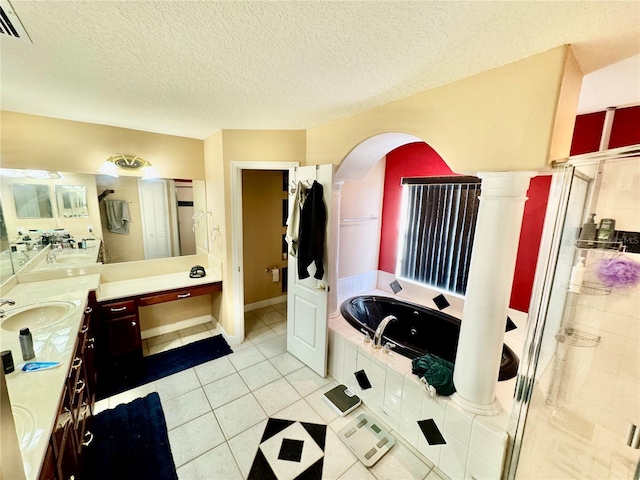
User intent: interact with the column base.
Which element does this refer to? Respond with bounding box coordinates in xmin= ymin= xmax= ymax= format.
xmin=451 ymin=392 xmax=502 ymax=416
xmin=329 ymin=309 xmax=341 ymax=319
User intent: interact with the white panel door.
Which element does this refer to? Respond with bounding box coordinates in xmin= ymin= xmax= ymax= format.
xmin=287 ymin=164 xmax=333 ymax=377
xmin=138 ymin=179 xmax=172 ymax=259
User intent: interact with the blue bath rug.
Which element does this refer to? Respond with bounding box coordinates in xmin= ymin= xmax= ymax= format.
xmin=83 ymin=392 xmax=177 ymax=480
xmin=96 ymin=334 xmax=233 ymax=400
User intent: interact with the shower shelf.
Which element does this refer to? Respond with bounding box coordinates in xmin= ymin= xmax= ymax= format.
xmin=555 ymin=327 xmax=600 ymax=348
xmin=574 ymin=240 xmax=625 ymax=251
xmin=565 ymin=281 xmax=611 ymax=296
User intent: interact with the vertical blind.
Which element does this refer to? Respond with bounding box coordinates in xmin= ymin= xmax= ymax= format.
xmin=398 ymin=176 xmax=481 ymax=295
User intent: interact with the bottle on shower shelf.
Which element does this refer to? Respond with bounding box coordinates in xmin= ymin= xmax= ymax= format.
xmin=577 ymin=214 xmax=597 ymax=248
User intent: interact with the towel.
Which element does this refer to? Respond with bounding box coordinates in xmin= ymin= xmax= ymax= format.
xmin=411 ymin=353 xmax=456 ymax=397
xmin=105 ymin=200 xmax=131 ymax=234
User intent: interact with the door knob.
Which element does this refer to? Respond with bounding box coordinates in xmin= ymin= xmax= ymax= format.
xmin=315 ymin=284 xmax=326 ymax=292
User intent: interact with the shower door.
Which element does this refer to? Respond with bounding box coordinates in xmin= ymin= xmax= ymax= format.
xmin=507 ymin=151 xmax=640 ymax=479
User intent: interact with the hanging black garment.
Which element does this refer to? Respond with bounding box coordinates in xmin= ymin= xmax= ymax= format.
xmin=297 ymin=181 xmax=327 ymax=280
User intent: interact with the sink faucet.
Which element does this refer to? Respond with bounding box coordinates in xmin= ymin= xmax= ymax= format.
xmin=372 ymin=315 xmax=397 ymax=349
xmin=0 ymin=299 xmax=15 ymax=318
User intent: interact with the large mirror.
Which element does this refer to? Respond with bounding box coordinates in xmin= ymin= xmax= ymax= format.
xmin=0 ymin=170 xmax=209 ymax=279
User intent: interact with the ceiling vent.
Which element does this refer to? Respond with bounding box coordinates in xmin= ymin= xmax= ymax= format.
xmin=0 ymin=0 xmax=32 ymax=43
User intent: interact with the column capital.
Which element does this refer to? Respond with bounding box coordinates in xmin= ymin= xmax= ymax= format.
xmin=477 ymin=171 xmax=537 ymax=198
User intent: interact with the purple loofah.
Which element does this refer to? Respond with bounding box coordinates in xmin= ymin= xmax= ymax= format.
xmin=595 ymin=256 xmax=640 ymax=289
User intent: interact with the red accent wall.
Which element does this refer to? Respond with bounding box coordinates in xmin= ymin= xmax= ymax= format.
xmin=509 ymin=175 xmax=552 ymax=311
xmin=378 ymin=143 xmax=456 ymax=272
xmin=378 ymin=142 xmax=551 ymax=312
xmin=609 ymin=105 xmax=640 ymax=148
xmin=570 ymin=111 xmax=606 ymax=155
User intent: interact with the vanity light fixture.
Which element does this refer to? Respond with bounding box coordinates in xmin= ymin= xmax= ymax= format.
xmin=97 ymin=154 xmax=160 ymax=180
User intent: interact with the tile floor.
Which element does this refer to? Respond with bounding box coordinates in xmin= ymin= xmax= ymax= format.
xmin=94 ymin=303 xmax=448 ymax=480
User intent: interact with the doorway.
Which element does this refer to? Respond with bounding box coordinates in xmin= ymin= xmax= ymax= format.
xmin=230 ymin=161 xmax=299 ymax=344
xmin=241 ymin=169 xmax=289 ymax=340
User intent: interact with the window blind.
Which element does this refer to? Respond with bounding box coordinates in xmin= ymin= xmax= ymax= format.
xmin=398 ymin=177 xmax=481 ymax=295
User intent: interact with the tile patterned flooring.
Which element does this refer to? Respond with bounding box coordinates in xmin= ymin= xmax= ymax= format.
xmin=94 ymin=303 xmax=448 ymax=480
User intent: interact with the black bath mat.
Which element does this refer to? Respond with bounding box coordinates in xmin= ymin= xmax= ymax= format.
xmin=83 ymin=392 xmax=177 ymax=480
xmin=96 ymin=334 xmax=233 ymax=400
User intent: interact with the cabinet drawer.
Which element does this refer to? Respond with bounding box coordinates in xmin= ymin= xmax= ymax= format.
xmin=100 ymin=299 xmax=137 ymax=318
xmin=138 ymin=283 xmax=221 ymax=306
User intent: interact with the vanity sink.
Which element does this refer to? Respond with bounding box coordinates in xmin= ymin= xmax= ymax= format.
xmin=54 ymin=255 xmax=90 ymax=265
xmin=1 ymin=301 xmax=76 ymax=331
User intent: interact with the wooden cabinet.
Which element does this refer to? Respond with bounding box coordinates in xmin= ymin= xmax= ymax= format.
xmin=97 ymin=281 xmax=221 ymax=368
xmin=40 ymin=296 xmax=97 ymax=480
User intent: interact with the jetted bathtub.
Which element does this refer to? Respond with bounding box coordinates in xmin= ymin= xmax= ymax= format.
xmin=340 ymin=295 xmax=519 ymax=381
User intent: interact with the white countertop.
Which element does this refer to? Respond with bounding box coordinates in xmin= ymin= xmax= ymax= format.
xmin=96 ymin=268 xmax=222 ymax=302
xmin=0 ymin=274 xmax=101 ymax=480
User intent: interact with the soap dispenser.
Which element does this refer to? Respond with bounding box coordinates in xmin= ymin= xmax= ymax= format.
xmin=577 ymin=214 xmax=597 ymax=248
xmin=568 ymin=257 xmax=586 ymax=293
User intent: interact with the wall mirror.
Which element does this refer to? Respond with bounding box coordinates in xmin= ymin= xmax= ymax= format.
xmin=12 ymin=184 xmax=53 ymax=219
xmin=55 ymin=185 xmax=89 ymax=218
xmin=0 ymin=170 xmax=209 ymax=278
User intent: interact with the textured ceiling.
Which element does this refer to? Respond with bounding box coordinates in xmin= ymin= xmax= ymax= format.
xmin=1 ymin=1 xmax=639 ymax=139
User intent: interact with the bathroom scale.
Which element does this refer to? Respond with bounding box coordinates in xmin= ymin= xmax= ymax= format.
xmin=337 ymin=413 xmax=396 ymax=467
xmin=323 ymin=384 xmax=361 ymax=416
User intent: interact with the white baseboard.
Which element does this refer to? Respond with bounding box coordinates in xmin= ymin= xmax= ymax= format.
xmin=141 ymin=314 xmax=215 ymax=340
xmin=244 ymin=295 xmax=287 ymax=312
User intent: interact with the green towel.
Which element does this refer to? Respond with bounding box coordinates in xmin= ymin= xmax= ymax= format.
xmin=411 ymin=353 xmax=456 ymax=396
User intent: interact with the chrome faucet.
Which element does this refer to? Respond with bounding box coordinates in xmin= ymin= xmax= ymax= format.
xmin=0 ymin=299 xmax=15 ymax=318
xmin=372 ymin=315 xmax=397 ymax=349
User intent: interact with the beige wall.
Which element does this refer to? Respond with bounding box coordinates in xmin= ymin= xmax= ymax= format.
xmin=95 ymin=175 xmax=145 ymax=263
xmin=242 ymin=170 xmax=287 ymax=305
xmin=339 ymin=158 xmax=385 ymax=278
xmin=222 ymin=130 xmax=306 ymax=162
xmin=204 ymin=131 xmax=230 ymax=333
xmin=205 ymin=129 xmax=305 ymax=336
xmin=0 ymin=111 xmax=205 ymax=179
xmin=306 ymin=46 xmax=582 ymax=173
xmin=1 ymin=172 xmax=102 ymax=241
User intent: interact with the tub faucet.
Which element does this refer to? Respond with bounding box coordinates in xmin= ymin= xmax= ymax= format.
xmin=373 ymin=315 xmax=397 ymax=349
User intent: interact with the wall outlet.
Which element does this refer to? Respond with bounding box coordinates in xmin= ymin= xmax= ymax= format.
xmin=87 ymin=225 xmax=93 ymax=233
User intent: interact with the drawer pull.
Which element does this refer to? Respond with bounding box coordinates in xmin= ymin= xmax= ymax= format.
xmin=58 ymin=408 xmax=72 ymax=428
xmin=80 ymin=402 xmax=89 ymax=418
xmin=110 ymin=306 xmax=127 ymax=312
xmin=80 ymin=324 xmax=89 ymax=334
xmin=177 ymin=293 xmax=191 ymax=298
xmin=75 ymin=379 xmax=85 ymax=394
xmin=84 ymin=306 xmax=93 ymax=315
xmin=82 ymin=430 xmax=94 ymax=447
xmin=86 ymin=338 xmax=96 ymax=349
xmin=71 ymin=357 xmax=83 ymax=370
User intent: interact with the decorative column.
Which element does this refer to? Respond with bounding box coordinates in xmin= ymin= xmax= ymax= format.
xmin=452 ymin=171 xmax=536 ymax=415
xmin=328 ymin=181 xmax=343 ymax=318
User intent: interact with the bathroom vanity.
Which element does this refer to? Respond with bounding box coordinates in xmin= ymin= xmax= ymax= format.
xmin=95 ymin=272 xmax=222 ymax=382
xmin=0 ymin=264 xmax=223 ymax=480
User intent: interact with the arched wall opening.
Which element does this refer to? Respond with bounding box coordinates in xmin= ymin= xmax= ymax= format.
xmin=335 ymin=132 xmax=552 ymax=312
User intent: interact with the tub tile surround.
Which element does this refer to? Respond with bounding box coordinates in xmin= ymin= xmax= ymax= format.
xmin=331 ymin=276 xmax=523 ymax=480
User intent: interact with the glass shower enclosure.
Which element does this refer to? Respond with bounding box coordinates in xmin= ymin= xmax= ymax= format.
xmin=506 ymin=145 xmax=640 ymax=479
